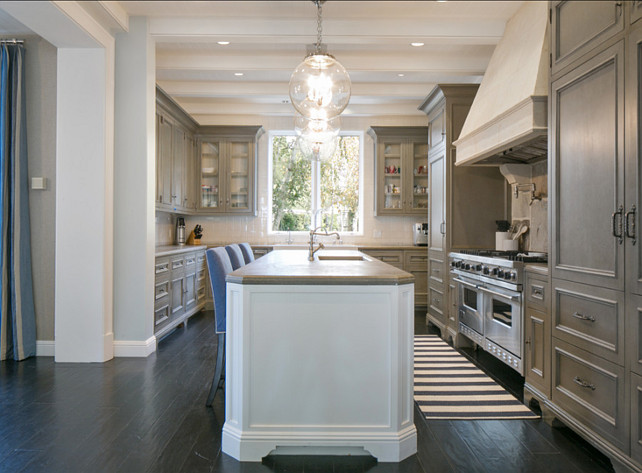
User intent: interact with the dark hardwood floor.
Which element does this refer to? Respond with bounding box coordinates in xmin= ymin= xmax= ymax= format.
xmin=0 ymin=310 xmax=615 ymax=473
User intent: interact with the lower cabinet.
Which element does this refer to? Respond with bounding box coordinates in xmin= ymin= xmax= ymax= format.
xmin=360 ymin=247 xmax=427 ymax=311
xmin=632 ymin=372 xmax=642 ymax=465
xmin=524 ymin=268 xmax=551 ymax=399
xmin=154 ymin=248 xmax=209 ymax=339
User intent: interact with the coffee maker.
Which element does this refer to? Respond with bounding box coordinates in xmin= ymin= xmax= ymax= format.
xmin=175 ymin=217 xmax=186 ymax=246
xmin=413 ymin=222 xmax=428 ymax=246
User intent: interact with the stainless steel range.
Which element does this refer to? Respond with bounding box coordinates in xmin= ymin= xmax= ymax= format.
xmin=449 ymin=250 xmax=547 ymax=375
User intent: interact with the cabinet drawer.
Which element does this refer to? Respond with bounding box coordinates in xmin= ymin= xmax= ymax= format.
xmin=404 ymin=250 xmax=428 ymax=270
xmin=155 ymin=280 xmax=170 ymax=301
xmin=196 ymin=284 xmax=208 ymax=302
xmin=428 ymin=257 xmax=444 ymax=284
xmin=360 ymin=250 xmax=404 ymax=269
xmin=429 ymin=283 xmax=444 ymax=317
xmin=525 ymin=272 xmax=549 ymax=310
xmin=155 ymin=257 xmax=170 ymax=277
xmin=170 ymin=255 xmax=185 ymax=272
xmin=154 ymin=300 xmax=170 ymax=328
xmin=552 ymin=279 xmax=624 ymax=365
xmin=552 ymin=0 xmax=624 ymax=75
xmin=552 ymin=338 xmax=627 ymax=451
xmin=184 ymin=252 xmax=197 ymax=275
xmin=196 ymin=251 xmax=206 ymax=268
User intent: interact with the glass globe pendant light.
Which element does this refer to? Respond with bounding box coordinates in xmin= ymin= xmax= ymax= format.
xmin=289 ymin=0 xmax=351 ymax=120
xmin=294 ymin=115 xmax=340 ymax=161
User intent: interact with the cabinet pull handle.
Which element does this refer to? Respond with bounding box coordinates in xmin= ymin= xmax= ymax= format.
xmin=573 ymin=376 xmax=596 ymax=391
xmin=625 ymin=205 xmax=636 ymax=245
xmin=616 ymin=2 xmax=623 ymax=17
xmin=440 ymin=222 xmax=446 ymax=235
xmin=572 ymin=311 xmax=596 ymax=322
xmin=612 ymin=205 xmax=624 ymax=243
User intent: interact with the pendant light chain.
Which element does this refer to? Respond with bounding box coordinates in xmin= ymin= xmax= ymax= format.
xmin=315 ymin=0 xmax=323 ymax=54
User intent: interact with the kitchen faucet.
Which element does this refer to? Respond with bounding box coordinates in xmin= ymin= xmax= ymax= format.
xmin=308 ymin=226 xmax=341 ymax=261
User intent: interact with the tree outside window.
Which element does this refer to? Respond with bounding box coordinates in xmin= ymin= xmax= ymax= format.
xmin=271 ymin=133 xmax=361 ymax=233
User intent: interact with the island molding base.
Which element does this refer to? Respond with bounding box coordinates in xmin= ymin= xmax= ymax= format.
xmin=222 ymin=424 xmax=417 ymax=462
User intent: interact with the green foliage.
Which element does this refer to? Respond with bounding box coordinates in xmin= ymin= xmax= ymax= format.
xmin=271 ymin=134 xmax=360 ymax=233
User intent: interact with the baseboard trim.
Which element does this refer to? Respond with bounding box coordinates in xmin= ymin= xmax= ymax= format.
xmin=113 ymin=336 xmax=157 ymax=357
xmin=36 ymin=340 xmax=55 ymax=357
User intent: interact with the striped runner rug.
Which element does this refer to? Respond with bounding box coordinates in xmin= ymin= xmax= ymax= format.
xmin=414 ymin=335 xmax=539 ymax=420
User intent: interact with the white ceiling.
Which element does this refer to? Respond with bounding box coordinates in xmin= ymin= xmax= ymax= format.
xmin=120 ymin=1 xmax=524 ymax=123
xmin=0 ymin=1 xmax=525 ymax=124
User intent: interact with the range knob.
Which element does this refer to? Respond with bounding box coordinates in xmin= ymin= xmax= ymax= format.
xmin=497 ymin=269 xmax=505 ymax=278
xmin=510 ymin=271 xmax=517 ymax=281
xmin=450 ymin=261 xmax=456 ymax=268
xmin=504 ymin=272 xmax=512 ymax=280
xmin=482 ymin=266 xmax=490 ymax=275
xmin=464 ymin=263 xmax=471 ymax=270
xmin=475 ymin=264 xmax=482 ymax=271
xmin=455 ymin=261 xmax=462 ymax=268
xmin=491 ymin=267 xmax=499 ymax=275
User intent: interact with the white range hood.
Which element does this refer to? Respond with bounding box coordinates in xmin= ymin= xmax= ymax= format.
xmin=453 ymin=2 xmax=549 ymax=166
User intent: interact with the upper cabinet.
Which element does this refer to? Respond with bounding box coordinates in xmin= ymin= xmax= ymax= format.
xmin=196 ymin=126 xmax=264 ymax=216
xmin=368 ymin=127 xmax=428 ymax=216
xmin=156 ymin=89 xmax=198 ymax=214
xmin=551 ymin=1 xmax=624 ymax=77
xmin=156 ymin=88 xmax=263 ymax=216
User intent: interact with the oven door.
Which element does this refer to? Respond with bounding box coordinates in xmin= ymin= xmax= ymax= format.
xmin=481 ymin=285 xmax=522 ymax=358
xmin=453 ymin=274 xmax=483 ymax=336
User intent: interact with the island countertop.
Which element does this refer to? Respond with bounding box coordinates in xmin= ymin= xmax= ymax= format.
xmin=226 ymin=249 xmax=414 ymax=286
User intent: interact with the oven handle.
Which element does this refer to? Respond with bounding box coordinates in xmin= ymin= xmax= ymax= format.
xmin=479 ymin=286 xmax=520 ymax=302
xmin=452 ymin=278 xmax=479 ymax=290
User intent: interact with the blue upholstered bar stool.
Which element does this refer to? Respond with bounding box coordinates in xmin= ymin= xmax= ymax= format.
xmin=205 ymin=247 xmax=234 ymax=407
xmin=225 ymin=244 xmax=245 ymax=270
xmin=238 ymin=242 xmax=255 ymax=264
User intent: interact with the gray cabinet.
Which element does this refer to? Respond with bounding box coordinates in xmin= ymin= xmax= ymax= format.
xmin=359 ymin=247 xmax=427 ymax=311
xmin=196 ymin=126 xmax=263 ymax=216
xmin=367 ymin=127 xmax=429 ymax=216
xmin=418 ymin=84 xmax=506 ymax=342
xmin=156 ymin=89 xmax=199 ymax=214
xmin=154 ymin=249 xmax=208 ymax=339
xmin=551 ymin=41 xmax=625 ymax=291
xmin=551 ymin=1 xmax=624 ymax=77
xmin=524 ymin=268 xmax=551 ymax=400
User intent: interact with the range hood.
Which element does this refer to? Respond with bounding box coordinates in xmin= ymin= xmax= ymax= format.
xmin=453 ymin=2 xmax=549 ymax=166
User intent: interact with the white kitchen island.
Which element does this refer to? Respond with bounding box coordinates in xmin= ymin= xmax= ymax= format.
xmin=221 ymin=250 xmax=416 ymax=462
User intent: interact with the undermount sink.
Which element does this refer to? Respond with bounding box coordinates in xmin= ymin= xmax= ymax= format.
xmin=317 ymin=255 xmax=365 ymax=261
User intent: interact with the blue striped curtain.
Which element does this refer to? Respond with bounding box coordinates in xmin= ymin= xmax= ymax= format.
xmin=0 ymin=43 xmax=35 ymax=361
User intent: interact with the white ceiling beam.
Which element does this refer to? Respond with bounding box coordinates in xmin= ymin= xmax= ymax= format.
xmin=155 ymin=50 xmax=491 ymax=73
xmin=149 ymin=17 xmax=507 ymax=43
xmin=157 ymin=80 xmax=446 ymax=99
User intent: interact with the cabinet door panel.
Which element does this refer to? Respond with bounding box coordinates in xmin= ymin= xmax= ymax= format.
xmin=170 ymin=276 xmax=185 ymax=317
xmin=185 ymin=273 xmax=196 ymax=310
xmin=199 ymin=140 xmax=223 ymax=211
xmin=552 ymin=1 xmax=624 ymax=75
xmin=158 ymin=114 xmax=173 ymax=205
xmin=628 ymin=293 xmax=642 ymax=377
xmin=524 ymin=307 xmax=551 ymax=398
xmin=551 ymin=42 xmax=625 ymax=290
xmin=410 ymin=141 xmax=429 ymax=213
xmin=228 ymin=141 xmax=252 ymax=213
xmin=627 ymin=26 xmax=642 ymax=295
xmin=429 ymin=150 xmax=445 ymax=253
xmin=171 ymin=126 xmax=184 ymax=209
xmin=631 ymin=372 xmax=642 ymax=464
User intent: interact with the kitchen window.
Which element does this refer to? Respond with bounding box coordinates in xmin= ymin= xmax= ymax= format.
xmin=269 ymin=131 xmax=363 ymax=234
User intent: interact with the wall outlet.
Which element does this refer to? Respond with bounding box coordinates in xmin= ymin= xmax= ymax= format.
xmin=373 ymin=229 xmax=382 ymax=239
xmin=31 ymin=177 xmax=47 ymax=190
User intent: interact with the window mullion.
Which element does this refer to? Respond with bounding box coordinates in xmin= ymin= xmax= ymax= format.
xmin=311 ymin=159 xmax=321 ymax=228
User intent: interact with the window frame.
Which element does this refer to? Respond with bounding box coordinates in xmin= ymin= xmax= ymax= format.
xmin=267 ymin=129 xmax=364 ymax=236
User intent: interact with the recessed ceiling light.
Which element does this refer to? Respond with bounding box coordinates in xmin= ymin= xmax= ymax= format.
xmin=234 ymin=72 xmax=244 ymax=76
xmin=217 ymin=41 xmax=230 ymax=45
xmin=411 ymin=42 xmax=424 ymax=47
xmin=398 ymin=73 xmax=405 ymax=77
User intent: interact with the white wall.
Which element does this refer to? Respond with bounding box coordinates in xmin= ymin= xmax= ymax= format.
xmin=113 ymin=17 xmax=156 ymax=355
xmin=25 ymin=36 xmax=57 ymax=343
xmin=158 ymin=114 xmax=430 ymax=247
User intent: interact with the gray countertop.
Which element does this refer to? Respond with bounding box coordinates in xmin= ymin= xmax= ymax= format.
xmin=156 ymin=244 xmax=207 ymax=257
xmin=226 ymin=250 xmax=414 ymax=286
xmin=524 ymin=263 xmax=548 ymax=275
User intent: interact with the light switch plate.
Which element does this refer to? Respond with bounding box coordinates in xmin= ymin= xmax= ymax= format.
xmin=31 ymin=177 xmax=47 ymax=190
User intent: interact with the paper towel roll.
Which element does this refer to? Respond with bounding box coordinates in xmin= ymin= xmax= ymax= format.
xmin=496 ymin=232 xmax=510 ymax=251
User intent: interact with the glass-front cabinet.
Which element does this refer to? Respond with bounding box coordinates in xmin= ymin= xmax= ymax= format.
xmin=196 ymin=126 xmax=264 ymax=215
xmin=368 ymin=126 xmax=429 ymax=216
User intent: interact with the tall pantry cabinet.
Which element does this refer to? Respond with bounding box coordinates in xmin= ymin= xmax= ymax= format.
xmin=539 ymin=2 xmax=642 ymax=471
xmin=418 ymin=85 xmax=506 ymax=343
